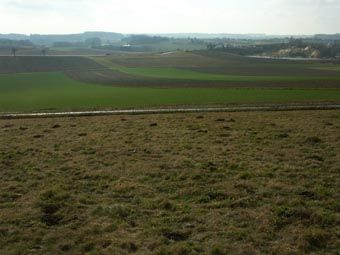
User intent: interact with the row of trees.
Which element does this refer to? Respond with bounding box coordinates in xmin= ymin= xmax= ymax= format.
xmin=52 ymin=37 xmax=102 ymax=48
xmin=9 ymin=48 xmax=48 ymax=56
xmin=206 ymin=39 xmax=340 ymax=58
xmin=122 ymin=35 xmax=170 ymax=45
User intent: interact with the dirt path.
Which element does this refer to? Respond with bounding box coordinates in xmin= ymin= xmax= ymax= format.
xmin=1 ymin=104 xmax=340 ymax=119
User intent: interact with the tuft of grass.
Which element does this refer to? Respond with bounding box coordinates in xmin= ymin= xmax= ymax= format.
xmin=92 ymin=205 xmax=134 ymax=220
xmin=121 ymin=242 xmax=138 ymax=253
xmin=161 ymin=228 xmax=191 ymax=241
xmin=300 ymin=228 xmax=330 ymax=251
xmin=37 ymin=189 xmax=70 ymax=226
xmin=211 ymin=246 xmax=225 ymax=255
xmin=305 ymin=136 xmax=322 ymax=144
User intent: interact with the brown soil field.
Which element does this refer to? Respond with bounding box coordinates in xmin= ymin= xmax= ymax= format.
xmin=0 ymin=56 xmax=104 ymax=74
xmin=0 ymin=110 xmax=339 ymax=254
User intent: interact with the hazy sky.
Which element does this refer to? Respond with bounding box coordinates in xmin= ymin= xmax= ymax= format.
xmin=0 ymin=0 xmax=339 ymax=35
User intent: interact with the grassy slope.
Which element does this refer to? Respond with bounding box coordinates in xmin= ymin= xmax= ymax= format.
xmin=1 ymin=72 xmax=340 ymax=112
xmin=0 ymin=111 xmax=339 ymax=254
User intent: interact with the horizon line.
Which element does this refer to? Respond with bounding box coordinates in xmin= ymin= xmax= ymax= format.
xmin=1 ymin=31 xmax=340 ymax=37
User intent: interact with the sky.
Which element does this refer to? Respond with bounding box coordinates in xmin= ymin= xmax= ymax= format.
xmin=0 ymin=0 xmax=339 ymax=35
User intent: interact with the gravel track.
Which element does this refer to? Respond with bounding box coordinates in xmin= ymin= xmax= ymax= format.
xmin=1 ymin=104 xmax=340 ymax=119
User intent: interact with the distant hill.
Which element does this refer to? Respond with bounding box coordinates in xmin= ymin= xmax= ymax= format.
xmin=148 ymin=33 xmax=304 ymax=39
xmin=2 ymin=32 xmax=340 ymax=44
xmin=30 ymin=32 xmax=124 ymax=45
xmin=0 ymin=34 xmax=29 ymax=40
xmin=0 ymin=39 xmax=33 ymax=48
xmin=0 ymin=32 xmax=124 ymax=45
xmin=314 ymin=34 xmax=340 ymax=40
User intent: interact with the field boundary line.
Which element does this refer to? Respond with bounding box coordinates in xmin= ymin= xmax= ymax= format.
xmin=1 ymin=104 xmax=340 ymax=119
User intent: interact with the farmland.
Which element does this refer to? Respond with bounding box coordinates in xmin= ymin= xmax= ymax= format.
xmin=93 ymin=51 xmax=340 ymax=77
xmin=0 ymin=51 xmax=340 ymax=112
xmin=1 ymin=72 xmax=340 ymax=112
xmin=0 ymin=56 xmax=103 ymax=74
xmin=1 ymin=110 xmax=339 ymax=254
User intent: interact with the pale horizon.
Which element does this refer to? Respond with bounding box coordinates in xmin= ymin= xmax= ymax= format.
xmin=0 ymin=0 xmax=339 ymax=35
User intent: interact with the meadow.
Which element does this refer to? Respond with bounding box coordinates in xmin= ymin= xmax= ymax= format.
xmin=1 ymin=110 xmax=339 ymax=254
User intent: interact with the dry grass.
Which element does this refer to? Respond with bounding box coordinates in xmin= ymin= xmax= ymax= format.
xmin=0 ymin=110 xmax=339 ymax=254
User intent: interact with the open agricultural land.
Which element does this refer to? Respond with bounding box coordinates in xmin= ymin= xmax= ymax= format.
xmin=0 ymin=110 xmax=339 ymax=254
xmin=0 ymin=51 xmax=340 ymax=112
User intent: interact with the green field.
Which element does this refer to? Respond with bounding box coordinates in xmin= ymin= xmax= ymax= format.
xmin=0 ymin=52 xmax=340 ymax=112
xmin=112 ymin=66 xmax=340 ymax=82
xmin=0 ymin=72 xmax=340 ymax=112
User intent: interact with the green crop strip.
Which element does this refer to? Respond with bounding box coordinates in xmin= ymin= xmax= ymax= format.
xmin=1 ymin=72 xmax=340 ymax=112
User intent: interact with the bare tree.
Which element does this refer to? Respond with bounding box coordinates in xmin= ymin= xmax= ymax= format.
xmin=207 ymin=43 xmax=216 ymax=50
xmin=42 ymin=48 xmax=48 ymax=56
xmin=11 ymin=47 xmax=17 ymax=57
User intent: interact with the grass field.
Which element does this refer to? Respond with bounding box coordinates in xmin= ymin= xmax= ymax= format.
xmin=1 ymin=110 xmax=339 ymax=254
xmin=1 ymin=72 xmax=340 ymax=112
